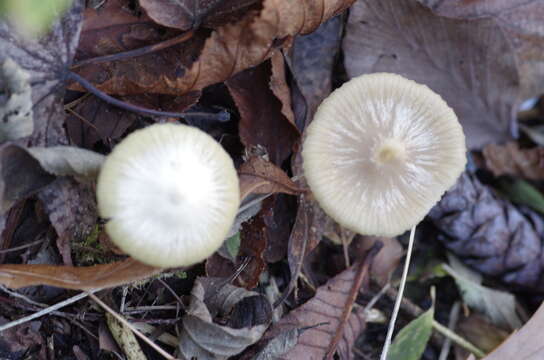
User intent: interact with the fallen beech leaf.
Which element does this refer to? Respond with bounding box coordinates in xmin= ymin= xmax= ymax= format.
xmin=0 ymin=258 xmax=162 ymax=290
xmin=482 ymin=302 xmax=544 ymax=359
xmin=417 ymin=0 xmax=544 ymax=99
xmin=139 ymin=0 xmax=258 ymax=31
xmin=0 ymin=0 xmax=84 ymax=145
xmin=266 ymin=262 xmax=367 ymax=359
xmin=269 ymin=52 xmax=296 ymax=128
xmin=483 ymin=143 xmax=544 ymax=180
xmin=239 ymin=156 xmax=301 ymax=201
xmin=429 ymin=173 xmax=544 ymax=292
xmin=178 ymin=277 xmax=272 ymax=359
xmin=343 ymin=0 xmax=519 ymax=149
xmin=457 ymin=314 xmax=509 ymax=354
xmin=0 ymin=59 xmax=33 ymax=142
xmin=227 ymin=60 xmax=299 ymax=165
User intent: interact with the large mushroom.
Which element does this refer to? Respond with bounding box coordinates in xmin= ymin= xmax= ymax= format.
xmin=301 ymin=73 xmax=466 ymax=358
xmin=97 ymin=123 xmax=240 ymax=268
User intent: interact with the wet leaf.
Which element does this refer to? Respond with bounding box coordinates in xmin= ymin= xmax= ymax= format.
xmin=266 ymin=262 xmax=368 ymax=359
xmin=0 ymin=59 xmax=33 ymax=142
xmin=483 ymin=142 xmax=544 ymax=180
xmin=343 ymin=0 xmax=519 ymax=149
xmin=483 ymin=302 xmax=544 ymax=360
xmin=239 ymin=156 xmax=301 ymax=201
xmin=178 ymin=277 xmax=272 ymax=360
xmin=444 ymin=256 xmax=522 ymax=330
xmin=139 ymin=0 xmax=258 ymax=31
xmin=227 ymin=60 xmax=299 ymax=165
xmin=0 ymin=258 xmax=162 ymax=290
xmin=388 ymin=305 xmax=434 ymax=360
xmin=418 ymin=0 xmax=544 ymax=99
xmin=0 ymin=0 xmax=84 ymax=145
xmin=429 ymin=172 xmax=544 ymax=292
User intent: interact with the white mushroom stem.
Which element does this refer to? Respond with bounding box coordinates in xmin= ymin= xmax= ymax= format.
xmin=380 ymin=225 xmax=416 ymax=360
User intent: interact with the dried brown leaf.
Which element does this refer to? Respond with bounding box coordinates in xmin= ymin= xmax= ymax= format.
xmin=418 ymin=0 xmax=544 ymax=99
xmin=483 ymin=142 xmax=544 ymax=180
xmin=0 ymin=258 xmax=162 ymax=290
xmin=269 ymin=52 xmax=296 ymax=128
xmin=0 ymin=0 xmax=84 ymax=146
xmin=239 ymin=156 xmax=301 ymax=201
xmin=343 ymin=0 xmax=519 ymax=149
xmin=483 ymin=302 xmax=544 ymax=359
xmin=429 ymin=172 xmax=544 ymax=292
xmin=227 ymin=60 xmax=299 ymax=165
xmin=267 ymin=263 xmax=368 ymax=359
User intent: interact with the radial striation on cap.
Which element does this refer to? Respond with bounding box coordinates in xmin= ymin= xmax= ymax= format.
xmin=302 ymin=73 xmax=466 ymax=237
xmin=97 ymin=123 xmax=240 ymax=268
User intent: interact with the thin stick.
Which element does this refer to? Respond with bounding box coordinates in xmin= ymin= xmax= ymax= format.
xmin=433 ymin=320 xmax=485 ymax=358
xmin=0 ymin=289 xmax=99 ymax=332
xmin=380 ymin=225 xmax=416 ymax=360
xmin=66 ymin=71 xmax=229 ymax=121
xmin=87 ymin=292 xmax=177 ymax=360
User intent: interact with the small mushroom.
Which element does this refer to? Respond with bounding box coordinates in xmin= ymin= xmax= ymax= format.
xmin=96 ymin=123 xmax=240 ymax=268
xmin=302 ymin=72 xmax=466 ymax=237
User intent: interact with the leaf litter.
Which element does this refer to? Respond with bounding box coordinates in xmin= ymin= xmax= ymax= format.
xmin=2 ymin=0 xmax=544 ymax=358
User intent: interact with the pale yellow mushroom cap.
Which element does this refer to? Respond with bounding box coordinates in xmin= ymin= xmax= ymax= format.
xmin=96 ymin=123 xmax=240 ymax=268
xmin=302 ymin=73 xmax=466 ymax=237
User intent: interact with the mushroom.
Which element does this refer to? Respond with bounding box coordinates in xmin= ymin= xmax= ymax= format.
xmin=96 ymin=123 xmax=240 ymax=268
xmin=301 ymin=73 xmax=466 ymax=359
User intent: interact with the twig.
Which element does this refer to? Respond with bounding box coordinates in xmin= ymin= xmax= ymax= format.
xmin=439 ymin=301 xmax=461 ymax=360
xmin=324 ymin=242 xmax=383 ymax=360
xmin=0 ymin=239 xmax=45 ymax=254
xmin=66 ymin=71 xmax=230 ymax=121
xmin=380 ymin=225 xmax=417 ymax=360
xmin=71 ymin=32 xmax=194 ymax=69
xmin=87 ymin=292 xmax=177 ymax=360
xmin=0 ymin=289 xmax=99 ymax=332
xmin=433 ymin=320 xmax=485 ymax=358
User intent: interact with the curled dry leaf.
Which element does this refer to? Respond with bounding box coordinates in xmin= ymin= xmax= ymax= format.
xmin=239 ymin=156 xmax=301 ymax=201
xmin=264 ymin=262 xmax=368 ymax=360
xmin=343 ymin=0 xmax=519 ymax=149
xmin=0 ymin=258 xmax=162 ymax=290
xmin=178 ymin=277 xmax=272 ymax=360
xmin=0 ymin=0 xmax=84 ymax=146
xmin=429 ymin=173 xmax=544 ymax=292
xmin=483 ymin=142 xmax=544 ymax=180
xmin=418 ymin=0 xmax=544 ymax=99
xmin=482 ymin=302 xmax=544 ymax=360
xmin=75 ymin=0 xmax=355 ymax=96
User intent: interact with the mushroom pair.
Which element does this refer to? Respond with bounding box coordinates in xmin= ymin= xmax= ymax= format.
xmin=97 ymin=73 xmax=465 ymax=359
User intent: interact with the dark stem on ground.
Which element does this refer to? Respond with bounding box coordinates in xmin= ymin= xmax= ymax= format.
xmin=66 ymin=71 xmax=230 ymax=121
